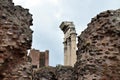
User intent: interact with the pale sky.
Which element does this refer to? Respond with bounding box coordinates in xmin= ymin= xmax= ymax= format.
xmin=13 ymin=0 xmax=120 ymax=66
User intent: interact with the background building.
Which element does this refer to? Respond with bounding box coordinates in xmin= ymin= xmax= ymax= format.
xmin=29 ymin=49 xmax=49 ymax=68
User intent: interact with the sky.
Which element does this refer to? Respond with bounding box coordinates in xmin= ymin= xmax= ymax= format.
xmin=13 ymin=0 xmax=120 ymax=66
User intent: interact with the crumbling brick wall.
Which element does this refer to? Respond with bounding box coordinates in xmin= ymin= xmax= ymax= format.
xmin=75 ymin=9 xmax=120 ymax=80
xmin=33 ymin=66 xmax=73 ymax=80
xmin=0 ymin=0 xmax=33 ymax=80
xmin=1 ymin=0 xmax=119 ymax=80
xmin=30 ymin=49 xmax=49 ymax=69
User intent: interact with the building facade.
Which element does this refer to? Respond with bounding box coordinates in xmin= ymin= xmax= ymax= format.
xmin=60 ymin=21 xmax=77 ymax=66
xmin=29 ymin=49 xmax=49 ymax=68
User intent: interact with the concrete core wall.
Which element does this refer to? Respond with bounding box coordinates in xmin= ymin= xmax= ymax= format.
xmin=0 ymin=0 xmax=33 ymax=79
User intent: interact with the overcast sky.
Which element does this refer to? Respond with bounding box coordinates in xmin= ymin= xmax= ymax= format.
xmin=13 ymin=0 xmax=120 ymax=66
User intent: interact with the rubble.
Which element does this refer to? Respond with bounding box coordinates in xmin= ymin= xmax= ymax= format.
xmin=0 ymin=0 xmax=33 ymax=80
xmin=33 ymin=65 xmax=73 ymax=80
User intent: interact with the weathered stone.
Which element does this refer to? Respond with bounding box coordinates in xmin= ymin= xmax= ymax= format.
xmin=33 ymin=65 xmax=73 ymax=80
xmin=1 ymin=0 xmax=120 ymax=80
xmin=74 ymin=9 xmax=120 ymax=80
xmin=0 ymin=0 xmax=33 ymax=80
xmin=60 ymin=22 xmax=77 ymax=67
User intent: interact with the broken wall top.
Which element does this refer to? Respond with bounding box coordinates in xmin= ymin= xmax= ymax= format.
xmin=0 ymin=0 xmax=33 ymax=50
xmin=75 ymin=9 xmax=120 ymax=79
xmin=0 ymin=0 xmax=33 ymax=79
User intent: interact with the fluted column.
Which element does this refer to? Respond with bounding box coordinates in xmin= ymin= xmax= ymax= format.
xmin=59 ymin=21 xmax=77 ymax=66
xmin=63 ymin=41 xmax=67 ymax=65
xmin=66 ymin=38 xmax=71 ymax=65
xmin=70 ymin=33 xmax=77 ymax=66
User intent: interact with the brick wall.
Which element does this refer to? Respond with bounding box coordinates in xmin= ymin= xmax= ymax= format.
xmin=29 ymin=49 xmax=49 ymax=68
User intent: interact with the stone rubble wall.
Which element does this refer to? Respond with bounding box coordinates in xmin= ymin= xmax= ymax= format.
xmin=0 ymin=0 xmax=33 ymax=80
xmin=75 ymin=9 xmax=120 ymax=80
xmin=33 ymin=66 xmax=73 ymax=80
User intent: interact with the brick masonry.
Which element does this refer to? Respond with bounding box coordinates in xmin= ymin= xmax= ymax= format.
xmin=29 ymin=49 xmax=49 ymax=68
xmin=75 ymin=9 xmax=120 ymax=80
xmin=0 ymin=0 xmax=33 ymax=79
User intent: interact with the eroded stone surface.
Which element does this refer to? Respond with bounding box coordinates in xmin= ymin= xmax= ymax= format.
xmin=0 ymin=0 xmax=120 ymax=80
xmin=33 ymin=66 xmax=73 ymax=80
xmin=59 ymin=22 xmax=77 ymax=67
xmin=0 ymin=0 xmax=33 ymax=79
xmin=75 ymin=9 xmax=120 ymax=80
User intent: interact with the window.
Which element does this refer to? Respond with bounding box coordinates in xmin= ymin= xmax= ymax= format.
xmin=32 ymin=65 xmax=37 ymax=68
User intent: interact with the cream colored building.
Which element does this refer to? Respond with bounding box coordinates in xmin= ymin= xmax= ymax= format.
xmin=60 ymin=21 xmax=77 ymax=66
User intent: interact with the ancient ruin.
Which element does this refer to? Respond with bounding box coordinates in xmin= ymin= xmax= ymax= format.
xmin=74 ymin=9 xmax=120 ymax=80
xmin=0 ymin=0 xmax=120 ymax=80
xmin=0 ymin=0 xmax=33 ymax=79
xmin=60 ymin=22 xmax=77 ymax=66
xmin=33 ymin=9 xmax=120 ymax=80
xmin=33 ymin=66 xmax=73 ymax=80
xmin=30 ymin=49 xmax=49 ymax=69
